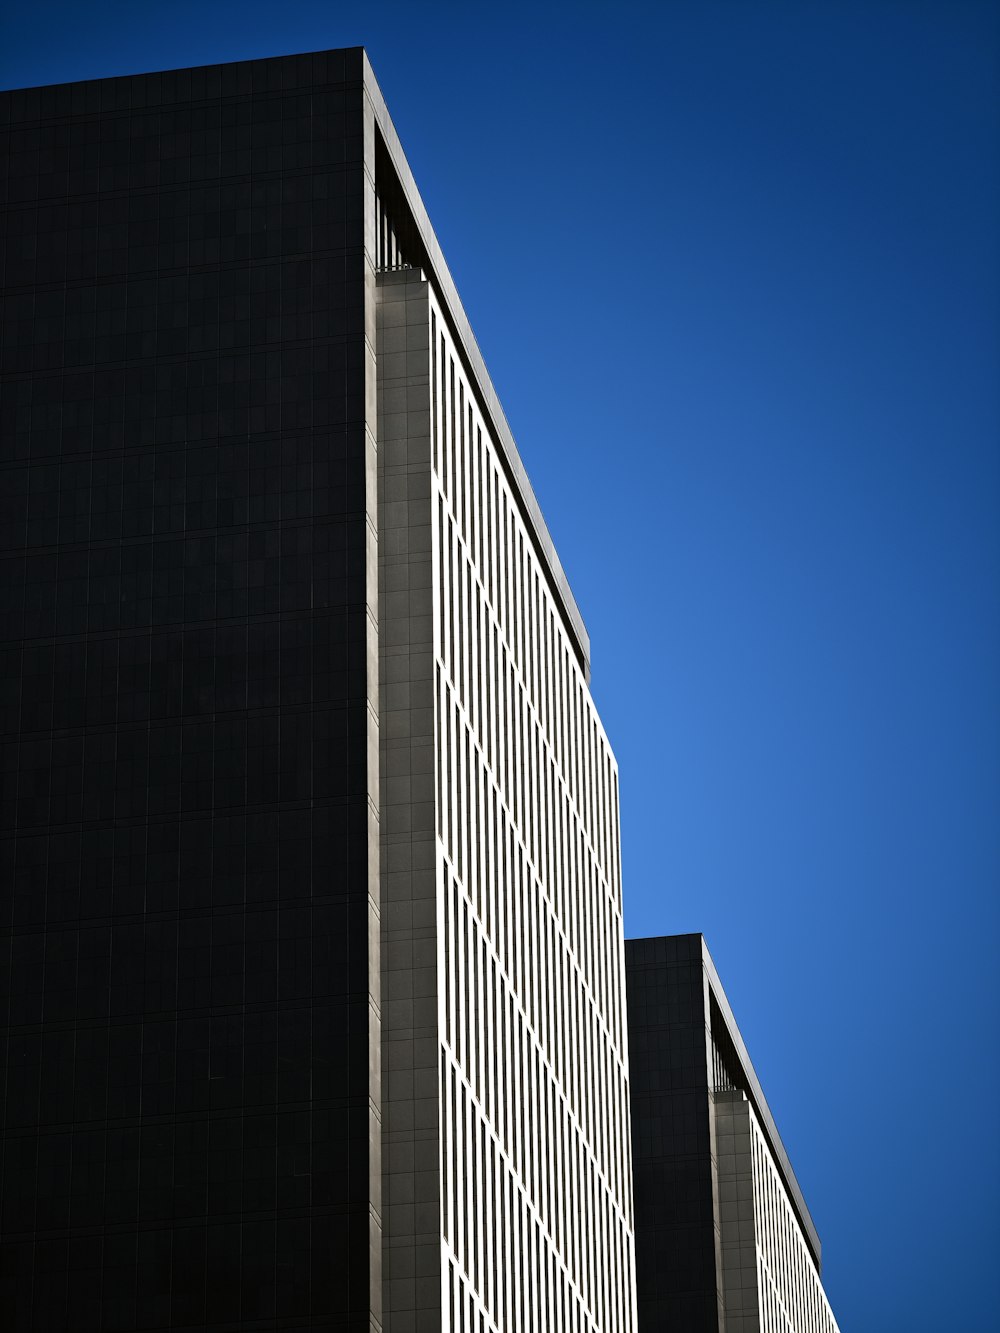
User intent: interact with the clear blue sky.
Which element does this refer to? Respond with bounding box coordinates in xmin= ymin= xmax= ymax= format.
xmin=3 ymin=2 xmax=998 ymax=1329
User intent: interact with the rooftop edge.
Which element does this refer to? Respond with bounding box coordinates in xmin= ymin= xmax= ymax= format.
xmin=625 ymin=931 xmax=823 ymax=1272
xmin=361 ymin=50 xmax=592 ymax=677
xmin=0 ymin=45 xmax=593 ymax=678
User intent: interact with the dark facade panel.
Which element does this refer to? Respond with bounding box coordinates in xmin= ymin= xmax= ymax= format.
xmin=626 ymin=933 xmax=722 ymax=1333
xmin=0 ymin=50 xmax=374 ymax=1331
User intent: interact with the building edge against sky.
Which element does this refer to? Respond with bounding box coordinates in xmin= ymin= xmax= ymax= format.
xmin=625 ymin=935 xmax=841 ymax=1333
xmin=1 ymin=44 xmax=845 ymax=1333
xmin=0 ymin=46 xmax=637 ymax=1332
xmin=369 ymin=56 xmax=637 ymax=1333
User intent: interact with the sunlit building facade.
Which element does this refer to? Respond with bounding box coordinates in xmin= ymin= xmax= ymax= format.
xmin=378 ymin=262 xmax=634 ymax=1333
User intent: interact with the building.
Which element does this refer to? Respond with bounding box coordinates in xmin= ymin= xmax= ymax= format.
xmin=625 ymin=934 xmax=840 ymax=1333
xmin=0 ymin=48 xmax=637 ymax=1333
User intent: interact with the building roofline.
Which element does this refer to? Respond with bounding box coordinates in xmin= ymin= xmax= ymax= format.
xmin=625 ymin=932 xmax=823 ymax=1271
xmin=361 ymin=50 xmax=592 ymax=679
xmin=0 ymin=46 xmax=592 ymax=679
xmin=698 ymin=936 xmax=823 ymax=1270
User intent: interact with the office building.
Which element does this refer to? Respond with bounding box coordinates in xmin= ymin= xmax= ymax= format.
xmin=0 ymin=48 xmax=637 ymax=1333
xmin=625 ymin=934 xmax=840 ymax=1333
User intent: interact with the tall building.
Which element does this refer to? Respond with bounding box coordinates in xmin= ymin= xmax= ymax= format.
xmin=625 ymin=934 xmax=840 ymax=1333
xmin=0 ymin=48 xmax=636 ymax=1333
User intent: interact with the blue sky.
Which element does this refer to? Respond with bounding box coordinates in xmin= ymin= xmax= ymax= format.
xmin=3 ymin=2 xmax=998 ymax=1329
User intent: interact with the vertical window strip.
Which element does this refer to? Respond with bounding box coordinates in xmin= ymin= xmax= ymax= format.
xmin=429 ymin=335 xmax=633 ymax=1333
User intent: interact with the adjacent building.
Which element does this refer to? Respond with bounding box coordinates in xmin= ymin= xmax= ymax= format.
xmin=625 ymin=934 xmax=840 ymax=1333
xmin=0 ymin=47 xmax=636 ymax=1333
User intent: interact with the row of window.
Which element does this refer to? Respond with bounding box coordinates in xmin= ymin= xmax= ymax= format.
xmin=443 ymin=1054 xmax=633 ymax=1333
xmin=3 ymin=83 xmax=354 ymax=144
xmin=3 ymin=252 xmax=351 ymax=316
xmin=5 ymin=904 xmax=354 ymax=1027
xmin=2 ymin=371 xmax=364 ymax=464
xmin=0 ymin=707 xmax=359 ymax=830
xmin=4 ymin=613 xmax=354 ymax=736
xmin=1 ymin=136 xmax=359 ymax=208
xmin=0 ymin=522 xmax=359 ymax=639
xmin=1 ymin=802 xmax=360 ymax=928
xmin=442 ymin=865 xmax=632 ymax=1332
xmin=438 ymin=676 xmax=629 ymax=1199
xmin=1 ymin=469 xmax=354 ymax=566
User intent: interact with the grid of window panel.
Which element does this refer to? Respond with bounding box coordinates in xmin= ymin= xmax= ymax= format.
xmin=748 ymin=1104 xmax=840 ymax=1333
xmin=716 ymin=1092 xmax=840 ymax=1333
xmin=426 ymin=282 xmax=636 ymax=1333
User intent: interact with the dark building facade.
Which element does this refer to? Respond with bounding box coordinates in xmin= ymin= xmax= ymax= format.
xmin=0 ymin=47 xmax=639 ymax=1333
xmin=625 ymin=935 xmax=839 ymax=1333
xmin=0 ymin=49 xmax=378 ymax=1332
